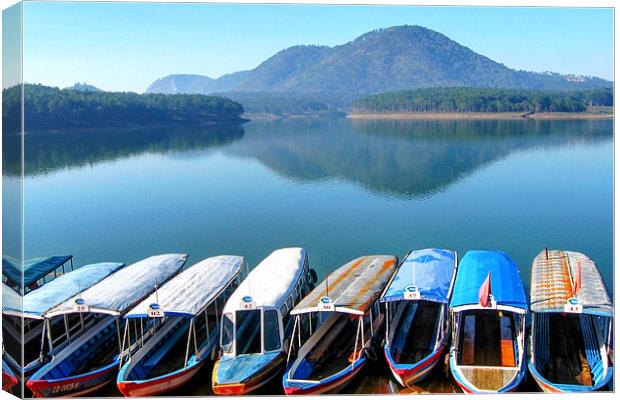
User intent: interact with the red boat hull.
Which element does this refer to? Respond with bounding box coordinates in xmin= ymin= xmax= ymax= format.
xmin=117 ymin=362 xmax=201 ymax=397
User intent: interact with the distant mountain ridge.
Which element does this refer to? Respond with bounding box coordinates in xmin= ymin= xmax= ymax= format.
xmin=146 ymin=25 xmax=611 ymax=96
xmin=65 ymin=82 xmax=102 ymax=92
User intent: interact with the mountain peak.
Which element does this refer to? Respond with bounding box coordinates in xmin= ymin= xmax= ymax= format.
xmin=146 ymin=25 xmax=611 ymax=96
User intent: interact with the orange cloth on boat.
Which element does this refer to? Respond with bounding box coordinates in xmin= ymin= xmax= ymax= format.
xmin=499 ymin=316 xmax=515 ymax=367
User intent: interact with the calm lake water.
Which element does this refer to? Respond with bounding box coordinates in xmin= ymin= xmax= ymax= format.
xmin=10 ymin=117 xmax=614 ymax=394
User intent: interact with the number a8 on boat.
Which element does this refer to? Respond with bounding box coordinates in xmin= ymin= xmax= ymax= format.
xmin=282 ymin=255 xmax=397 ymax=395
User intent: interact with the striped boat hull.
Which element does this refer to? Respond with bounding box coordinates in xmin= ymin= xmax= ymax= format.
xmin=27 ymin=362 xmax=117 ymax=398
xmin=117 ymin=361 xmax=202 ymax=397
xmin=385 ymin=345 xmax=445 ymax=387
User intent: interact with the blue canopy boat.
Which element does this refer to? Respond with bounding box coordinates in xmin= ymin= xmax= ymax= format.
xmin=26 ymin=254 xmax=187 ymax=397
xmin=3 ymin=255 xmax=74 ymax=294
xmin=528 ymin=250 xmax=613 ymax=392
xmin=2 ymin=262 xmax=125 ymax=380
xmin=282 ymin=255 xmax=398 ymax=395
xmin=212 ymin=248 xmax=315 ymax=395
xmin=116 ymin=255 xmax=243 ymax=397
xmin=448 ymin=250 xmax=527 ymax=393
xmin=380 ymin=249 xmax=457 ymax=387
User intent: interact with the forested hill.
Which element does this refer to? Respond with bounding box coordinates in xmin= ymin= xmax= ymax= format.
xmin=351 ymin=87 xmax=613 ymax=114
xmin=147 ymin=25 xmax=611 ymax=96
xmin=2 ymin=84 xmax=245 ymax=132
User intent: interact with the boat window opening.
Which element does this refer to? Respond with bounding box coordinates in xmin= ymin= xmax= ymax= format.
xmin=221 ymin=313 xmax=234 ymax=353
xmin=457 ymin=310 xmax=517 ymax=367
xmin=263 ymin=309 xmax=281 ymax=352
xmin=120 ymin=321 xmax=130 ymax=366
xmin=205 ymin=307 xmax=210 ymax=339
xmin=369 ymin=307 xmax=374 ymax=337
xmin=279 ymin=304 xmax=287 ymax=317
xmin=193 ymin=312 xmax=207 ymax=350
xmin=116 ymin=318 xmax=123 ymax=355
xmin=133 ymin=318 xmax=139 ymax=348
xmin=385 ymin=303 xmax=390 ymax=345
xmin=287 ymin=316 xmax=299 ymax=362
xmin=140 ymin=318 xmax=144 ymax=347
xmin=184 ymin=318 xmax=195 ymax=367
xmin=235 ymin=309 xmax=261 ymax=355
xmin=295 ymin=313 xmax=361 ymax=381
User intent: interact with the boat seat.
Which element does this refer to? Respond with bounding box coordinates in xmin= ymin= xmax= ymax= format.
xmin=144 ymin=324 xmax=188 ymax=369
xmin=499 ymin=316 xmax=515 ymax=367
xmin=461 ymin=315 xmax=475 ymax=365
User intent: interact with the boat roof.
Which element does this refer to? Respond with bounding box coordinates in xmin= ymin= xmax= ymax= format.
xmin=45 ymin=254 xmax=187 ymax=317
xmin=126 ymin=255 xmax=243 ymax=318
xmin=450 ymin=250 xmax=527 ymax=312
xmin=10 ymin=262 xmax=125 ymax=319
xmin=291 ymin=255 xmax=397 ymax=316
xmin=530 ymin=250 xmax=612 ymax=316
xmin=2 ymin=255 xmax=73 ymax=287
xmin=381 ymin=248 xmax=456 ymax=304
xmin=2 ymin=283 xmax=22 ymax=315
xmin=224 ymin=248 xmax=306 ymax=313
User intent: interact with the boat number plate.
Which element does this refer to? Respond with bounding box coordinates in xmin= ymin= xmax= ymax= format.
xmin=318 ymin=296 xmax=335 ymax=312
xmin=148 ymin=303 xmax=165 ymax=318
xmin=241 ymin=296 xmax=256 ymax=310
xmin=564 ymin=297 xmax=583 ymax=313
xmin=404 ymin=285 xmax=420 ymax=300
xmin=74 ymin=298 xmax=89 ymax=313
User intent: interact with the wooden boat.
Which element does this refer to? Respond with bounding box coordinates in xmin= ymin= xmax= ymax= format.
xmin=448 ymin=250 xmax=527 ymax=393
xmin=26 ymin=254 xmax=187 ymax=397
xmin=381 ymin=249 xmax=457 ymax=387
xmin=2 ymin=359 xmax=18 ymax=392
xmin=116 ymin=255 xmax=244 ymax=397
xmin=3 ymin=255 xmax=75 ymax=294
xmin=282 ymin=255 xmax=398 ymax=395
xmin=2 ymin=262 xmax=125 ymax=380
xmin=528 ymin=250 xmax=613 ymax=392
xmin=212 ymin=248 xmax=315 ymax=395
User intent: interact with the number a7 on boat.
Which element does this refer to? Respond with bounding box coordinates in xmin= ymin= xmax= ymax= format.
xmin=380 ymin=249 xmax=458 ymax=388
xmin=116 ymin=255 xmax=244 ymax=397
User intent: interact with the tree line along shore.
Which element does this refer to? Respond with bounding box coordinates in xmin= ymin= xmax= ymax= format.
xmin=349 ymin=87 xmax=613 ymax=118
xmin=2 ymin=85 xmax=613 ymax=131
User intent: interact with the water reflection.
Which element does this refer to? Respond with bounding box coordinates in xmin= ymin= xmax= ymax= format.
xmin=3 ymin=123 xmax=245 ymax=177
xmin=9 ymin=118 xmax=612 ymax=198
xmin=227 ymin=118 xmax=612 ymax=199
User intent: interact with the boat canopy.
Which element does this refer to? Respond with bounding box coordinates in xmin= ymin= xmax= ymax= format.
xmin=2 ymin=255 xmax=73 ymax=287
xmin=224 ymin=248 xmax=306 ymax=313
xmin=2 ymin=283 xmax=22 ymax=315
xmin=381 ymin=248 xmax=456 ymax=304
xmin=450 ymin=250 xmax=527 ymax=312
xmin=12 ymin=262 xmax=125 ymax=320
xmin=291 ymin=255 xmax=397 ymax=316
xmin=530 ymin=250 xmax=612 ymax=316
xmin=126 ymin=255 xmax=243 ymax=318
xmin=44 ymin=254 xmax=187 ymax=317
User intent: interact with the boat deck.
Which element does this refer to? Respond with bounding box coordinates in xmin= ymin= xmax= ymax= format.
xmin=538 ymin=314 xmax=592 ymax=386
xmin=458 ymin=311 xmax=515 ymax=367
xmin=303 ymin=314 xmax=360 ymax=380
xmin=391 ymin=301 xmax=440 ymax=364
xmin=459 ymin=366 xmax=518 ymax=391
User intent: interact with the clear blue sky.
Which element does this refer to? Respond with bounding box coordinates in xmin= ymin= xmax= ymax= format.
xmin=23 ymin=2 xmax=614 ymax=93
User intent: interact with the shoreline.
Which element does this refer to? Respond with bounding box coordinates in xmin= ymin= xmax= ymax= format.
xmin=347 ymin=112 xmax=613 ymax=120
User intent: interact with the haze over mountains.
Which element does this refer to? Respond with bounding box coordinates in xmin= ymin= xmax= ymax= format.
xmin=146 ymin=25 xmax=611 ymax=97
